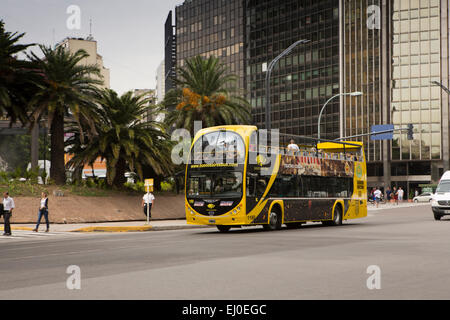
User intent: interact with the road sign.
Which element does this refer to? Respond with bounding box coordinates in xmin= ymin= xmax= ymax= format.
xmin=145 ymin=179 xmax=154 ymax=192
xmin=370 ymin=124 xmax=394 ymax=140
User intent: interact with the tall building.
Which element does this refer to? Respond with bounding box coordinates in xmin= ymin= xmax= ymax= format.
xmin=165 ymin=11 xmax=177 ymax=94
xmin=56 ymin=37 xmax=110 ymax=88
xmin=156 ymin=60 xmax=166 ymax=103
xmin=246 ymin=0 xmax=343 ymax=141
xmin=132 ymin=89 xmax=159 ymax=121
xmin=168 ymin=0 xmax=450 ymax=197
xmin=174 ymin=0 xmax=246 ymax=92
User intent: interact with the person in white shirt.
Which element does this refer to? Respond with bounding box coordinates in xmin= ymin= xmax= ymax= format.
xmin=287 ymin=139 xmax=300 ymax=154
xmin=397 ymin=187 xmax=404 ymax=202
xmin=2 ymin=192 xmax=15 ymax=236
xmin=374 ymin=187 xmax=382 ymax=208
xmin=33 ymin=192 xmax=49 ymax=232
xmin=142 ymin=192 xmax=155 ymax=219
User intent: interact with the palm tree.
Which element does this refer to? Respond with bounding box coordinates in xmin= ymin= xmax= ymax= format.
xmin=0 ymin=20 xmax=37 ymax=125
xmin=66 ymin=89 xmax=174 ymax=188
xmin=164 ymin=55 xmax=250 ymax=134
xmin=27 ymin=45 xmax=103 ymax=185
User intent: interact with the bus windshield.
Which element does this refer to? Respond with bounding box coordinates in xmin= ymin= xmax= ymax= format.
xmin=191 ymin=131 xmax=245 ymax=164
xmin=187 ymin=171 xmax=243 ymax=198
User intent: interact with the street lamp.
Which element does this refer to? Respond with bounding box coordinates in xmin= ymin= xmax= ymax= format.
xmin=317 ymin=91 xmax=363 ymax=142
xmin=431 ymin=81 xmax=450 ymax=95
xmin=265 ymin=39 xmax=310 ymax=131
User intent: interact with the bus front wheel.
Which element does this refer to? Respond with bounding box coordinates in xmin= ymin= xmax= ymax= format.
xmin=217 ymin=225 xmax=231 ymax=233
xmin=263 ymin=209 xmax=282 ymax=231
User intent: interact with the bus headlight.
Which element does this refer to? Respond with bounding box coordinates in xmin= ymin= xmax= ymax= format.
xmin=232 ymin=210 xmax=237 ymax=215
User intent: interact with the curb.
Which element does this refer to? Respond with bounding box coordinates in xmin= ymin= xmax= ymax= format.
xmin=70 ymin=224 xmax=212 ymax=233
xmin=0 ymin=226 xmax=34 ymax=231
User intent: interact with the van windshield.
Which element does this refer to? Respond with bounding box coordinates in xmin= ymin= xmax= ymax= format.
xmin=436 ymin=181 xmax=450 ymax=193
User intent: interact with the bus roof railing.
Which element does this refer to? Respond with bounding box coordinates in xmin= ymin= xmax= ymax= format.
xmin=253 ymin=130 xmax=363 ymax=149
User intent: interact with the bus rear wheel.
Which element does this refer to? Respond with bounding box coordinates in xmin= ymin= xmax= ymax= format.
xmin=217 ymin=225 xmax=231 ymax=233
xmin=263 ymin=209 xmax=282 ymax=231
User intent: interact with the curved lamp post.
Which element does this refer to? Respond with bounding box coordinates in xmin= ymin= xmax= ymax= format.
xmin=317 ymin=91 xmax=363 ymax=142
xmin=265 ymin=39 xmax=310 ymax=131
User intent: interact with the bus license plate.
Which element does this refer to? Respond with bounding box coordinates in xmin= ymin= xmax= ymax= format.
xmin=209 ymin=219 xmax=216 ymax=224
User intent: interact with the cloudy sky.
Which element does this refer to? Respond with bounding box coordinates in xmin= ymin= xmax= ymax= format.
xmin=2 ymin=0 xmax=182 ymax=94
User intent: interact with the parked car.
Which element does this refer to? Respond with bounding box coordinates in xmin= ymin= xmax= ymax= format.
xmin=431 ymin=171 xmax=450 ymax=220
xmin=413 ymin=192 xmax=433 ymax=203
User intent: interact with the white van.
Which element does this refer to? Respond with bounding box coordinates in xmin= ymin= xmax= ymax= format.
xmin=431 ymin=170 xmax=450 ymax=220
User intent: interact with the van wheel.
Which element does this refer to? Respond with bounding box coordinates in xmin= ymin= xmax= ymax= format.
xmin=217 ymin=225 xmax=231 ymax=233
xmin=263 ymin=209 xmax=282 ymax=231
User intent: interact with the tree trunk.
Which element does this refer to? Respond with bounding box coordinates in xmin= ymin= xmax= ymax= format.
xmin=50 ymin=111 xmax=66 ymax=185
xmin=112 ymin=157 xmax=127 ymax=188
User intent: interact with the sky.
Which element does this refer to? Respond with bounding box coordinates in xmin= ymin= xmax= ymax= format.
xmin=2 ymin=0 xmax=183 ymax=94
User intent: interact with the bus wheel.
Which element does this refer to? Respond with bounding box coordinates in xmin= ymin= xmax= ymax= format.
xmin=217 ymin=225 xmax=231 ymax=233
xmin=331 ymin=205 xmax=343 ymax=226
xmin=263 ymin=209 xmax=282 ymax=231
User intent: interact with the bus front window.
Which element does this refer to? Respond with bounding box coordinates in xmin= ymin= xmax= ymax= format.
xmin=188 ymin=172 xmax=243 ymax=198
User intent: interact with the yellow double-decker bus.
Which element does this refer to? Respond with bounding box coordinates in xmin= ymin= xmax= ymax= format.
xmin=185 ymin=125 xmax=367 ymax=232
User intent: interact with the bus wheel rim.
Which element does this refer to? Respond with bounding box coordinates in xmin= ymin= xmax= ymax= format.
xmin=270 ymin=212 xmax=277 ymax=226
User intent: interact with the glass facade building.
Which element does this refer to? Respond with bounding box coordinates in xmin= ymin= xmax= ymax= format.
xmin=246 ymin=0 xmax=341 ymax=139
xmin=169 ymin=0 xmax=450 ymax=194
xmin=174 ymin=0 xmax=245 ymax=92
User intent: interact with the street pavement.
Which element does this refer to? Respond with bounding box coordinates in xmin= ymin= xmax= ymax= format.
xmin=0 ymin=202 xmax=449 ymax=299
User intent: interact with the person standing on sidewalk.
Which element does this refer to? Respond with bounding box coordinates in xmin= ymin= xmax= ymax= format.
xmin=33 ymin=192 xmax=49 ymax=232
xmin=142 ymin=192 xmax=155 ymax=220
xmin=398 ymin=187 xmax=404 ymax=203
xmin=2 ymin=192 xmax=14 ymax=236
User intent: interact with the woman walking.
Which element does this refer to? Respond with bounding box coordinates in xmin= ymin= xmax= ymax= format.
xmin=33 ymin=192 xmax=49 ymax=232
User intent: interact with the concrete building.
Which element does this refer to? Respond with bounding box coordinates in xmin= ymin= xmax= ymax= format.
xmin=156 ymin=60 xmax=166 ymax=103
xmin=56 ymin=37 xmax=110 ymax=89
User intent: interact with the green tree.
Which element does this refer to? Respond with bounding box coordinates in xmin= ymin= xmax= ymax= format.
xmin=27 ymin=45 xmax=103 ymax=185
xmin=164 ymin=55 xmax=250 ymax=134
xmin=66 ymin=89 xmax=174 ymax=188
xmin=0 ymin=20 xmax=37 ymax=125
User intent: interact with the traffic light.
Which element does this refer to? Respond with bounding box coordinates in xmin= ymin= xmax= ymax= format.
xmin=407 ymin=124 xmax=414 ymax=140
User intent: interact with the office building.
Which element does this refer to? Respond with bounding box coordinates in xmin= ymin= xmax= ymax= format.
xmin=174 ymin=0 xmax=245 ymax=92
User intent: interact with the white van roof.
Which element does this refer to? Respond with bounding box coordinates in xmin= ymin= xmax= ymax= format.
xmin=440 ymin=171 xmax=450 ymax=181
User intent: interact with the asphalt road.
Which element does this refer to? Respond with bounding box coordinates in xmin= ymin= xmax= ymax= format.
xmin=0 ymin=203 xmax=449 ymax=300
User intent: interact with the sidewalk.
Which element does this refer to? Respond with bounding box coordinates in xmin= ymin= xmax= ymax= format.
xmin=367 ymin=201 xmax=430 ymax=211
xmin=5 ymin=219 xmax=212 ymax=233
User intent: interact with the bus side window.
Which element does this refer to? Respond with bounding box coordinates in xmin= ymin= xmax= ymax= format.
xmin=247 ymin=176 xmax=256 ymax=197
xmin=256 ymin=178 xmax=267 ymax=197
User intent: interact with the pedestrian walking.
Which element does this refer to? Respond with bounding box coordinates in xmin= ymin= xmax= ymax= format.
xmin=33 ymin=192 xmax=49 ymax=232
xmin=2 ymin=191 xmax=15 ymax=236
xmin=386 ymin=187 xmax=392 ymax=201
xmin=393 ymin=186 xmax=398 ymax=205
xmin=142 ymin=192 xmax=155 ymax=220
xmin=374 ymin=187 xmax=382 ymax=208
